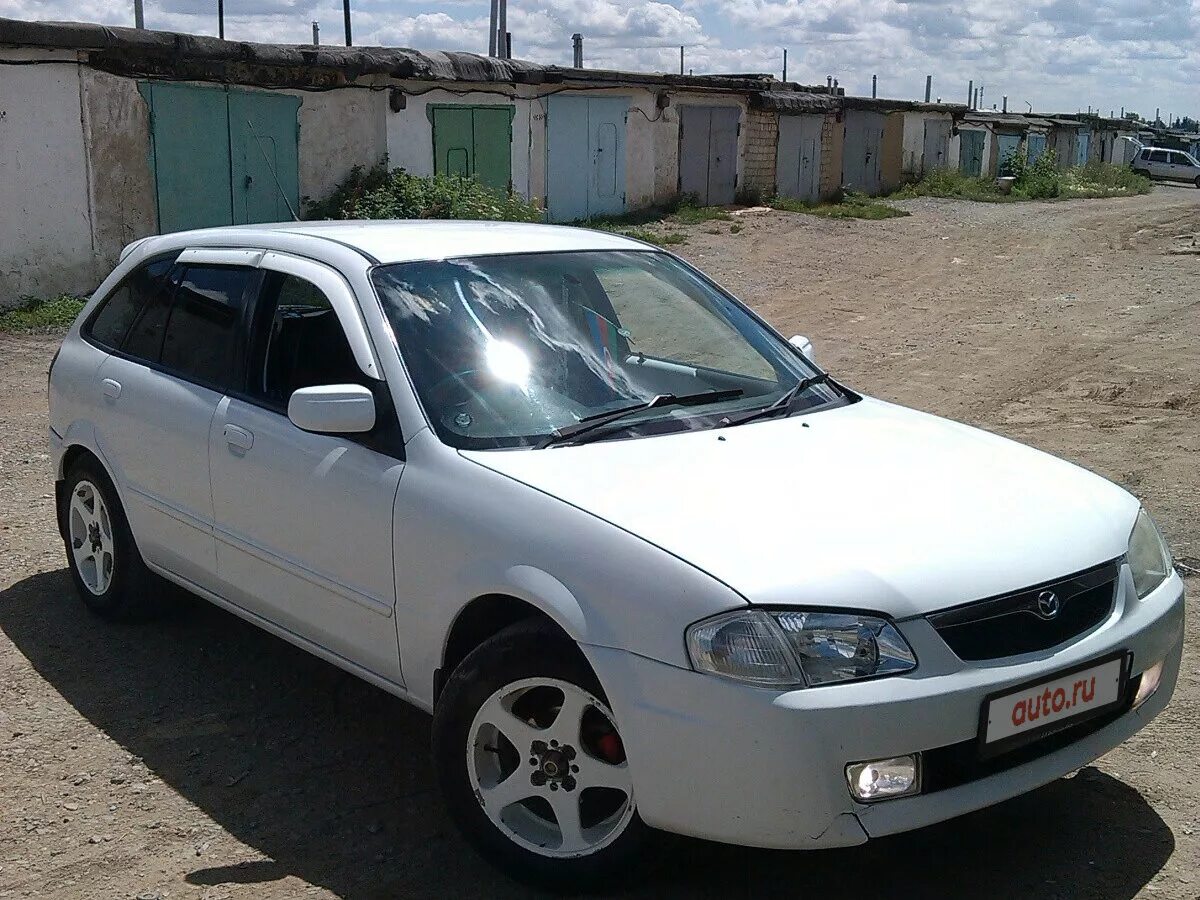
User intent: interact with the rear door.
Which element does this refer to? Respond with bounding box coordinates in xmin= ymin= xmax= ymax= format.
xmin=958 ymin=129 xmax=985 ymax=177
xmin=1149 ymin=150 xmax=1171 ymax=178
xmin=586 ymin=97 xmax=629 ymax=218
xmin=92 ymin=249 xmax=259 ymax=589
xmin=208 ymin=253 xmax=404 ymax=682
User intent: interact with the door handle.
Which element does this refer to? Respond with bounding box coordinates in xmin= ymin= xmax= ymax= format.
xmin=101 ymin=378 xmax=122 ymax=400
xmin=224 ymin=424 xmax=254 ymax=451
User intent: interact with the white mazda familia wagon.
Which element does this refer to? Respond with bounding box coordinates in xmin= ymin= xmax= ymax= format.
xmin=49 ymin=221 xmax=1183 ymax=887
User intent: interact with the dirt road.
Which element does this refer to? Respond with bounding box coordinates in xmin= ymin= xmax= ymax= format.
xmin=2 ymin=188 xmax=1198 ymax=899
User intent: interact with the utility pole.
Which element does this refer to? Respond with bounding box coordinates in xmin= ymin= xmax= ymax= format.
xmin=488 ymin=0 xmax=498 ymax=56
xmin=312 ymin=21 xmax=319 ymax=44
xmin=871 ymin=74 xmax=877 ymax=98
xmin=133 ymin=0 xmax=144 ymax=28
xmin=343 ymin=0 xmax=352 ymax=46
xmin=924 ymin=74 xmax=932 ymax=103
xmin=217 ymin=0 xmax=224 ymax=39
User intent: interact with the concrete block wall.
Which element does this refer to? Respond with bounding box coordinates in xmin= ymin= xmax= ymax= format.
xmin=741 ymin=107 xmax=778 ymax=200
xmin=818 ymin=112 xmax=844 ymax=200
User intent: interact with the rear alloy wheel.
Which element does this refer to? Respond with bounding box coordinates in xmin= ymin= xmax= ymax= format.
xmin=62 ymin=457 xmax=165 ymax=619
xmin=433 ymin=622 xmax=651 ymax=889
xmin=67 ymin=479 xmax=116 ymax=596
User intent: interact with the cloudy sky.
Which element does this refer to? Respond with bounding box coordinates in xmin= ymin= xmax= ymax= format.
xmin=2 ymin=0 xmax=1195 ymax=120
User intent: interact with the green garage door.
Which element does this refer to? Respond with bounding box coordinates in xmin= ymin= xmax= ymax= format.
xmin=140 ymin=82 xmax=300 ymax=233
xmin=430 ymin=105 xmax=514 ymax=192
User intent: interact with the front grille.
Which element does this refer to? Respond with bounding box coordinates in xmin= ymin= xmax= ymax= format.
xmin=928 ymin=560 xmax=1119 ymax=661
xmin=923 ymin=672 xmax=1139 ymax=793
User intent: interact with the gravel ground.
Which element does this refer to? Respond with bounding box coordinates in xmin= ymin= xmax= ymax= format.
xmin=1 ymin=187 xmax=1198 ymax=899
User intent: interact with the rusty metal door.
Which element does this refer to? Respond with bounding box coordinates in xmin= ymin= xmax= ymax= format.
xmin=776 ymin=115 xmax=822 ymax=201
xmin=921 ymin=119 xmax=951 ymax=173
xmin=842 ymin=110 xmax=885 ymax=194
xmin=680 ymin=106 xmax=740 ymax=205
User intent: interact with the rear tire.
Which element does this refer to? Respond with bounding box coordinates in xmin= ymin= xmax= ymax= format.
xmin=1194 ymin=175 xmax=1200 ymax=189
xmin=62 ymin=456 xmax=166 ymax=619
xmin=432 ymin=620 xmax=652 ymax=891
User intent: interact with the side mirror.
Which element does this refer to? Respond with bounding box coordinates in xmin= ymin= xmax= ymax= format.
xmin=288 ymin=384 xmax=376 ymax=434
xmin=789 ymin=334 xmax=814 ymax=362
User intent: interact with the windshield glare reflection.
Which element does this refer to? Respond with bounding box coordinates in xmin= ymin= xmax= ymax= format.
xmin=372 ymin=250 xmax=838 ymax=449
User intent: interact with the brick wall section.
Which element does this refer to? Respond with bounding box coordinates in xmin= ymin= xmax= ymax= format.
xmin=818 ymin=112 xmax=844 ymax=200
xmin=741 ymin=108 xmax=778 ymax=200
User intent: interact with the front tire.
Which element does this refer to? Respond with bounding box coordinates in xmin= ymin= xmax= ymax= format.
xmin=432 ymin=621 xmax=651 ymax=890
xmin=62 ymin=457 xmax=163 ymax=619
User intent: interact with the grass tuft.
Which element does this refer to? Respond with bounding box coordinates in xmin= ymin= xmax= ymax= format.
xmin=769 ymin=193 xmax=910 ymax=220
xmin=893 ymin=158 xmax=1152 ymax=203
xmin=670 ymin=205 xmax=732 ymax=224
xmin=0 ymin=295 xmax=87 ymax=333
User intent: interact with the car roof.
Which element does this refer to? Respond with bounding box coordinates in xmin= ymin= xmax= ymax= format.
xmin=136 ymin=220 xmax=654 ymax=265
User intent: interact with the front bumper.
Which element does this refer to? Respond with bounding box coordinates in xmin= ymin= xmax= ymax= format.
xmin=588 ymin=565 xmax=1184 ymax=849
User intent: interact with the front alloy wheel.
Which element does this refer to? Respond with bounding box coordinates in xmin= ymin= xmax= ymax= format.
xmin=468 ymin=677 xmax=635 ymax=858
xmin=432 ymin=621 xmax=651 ymax=889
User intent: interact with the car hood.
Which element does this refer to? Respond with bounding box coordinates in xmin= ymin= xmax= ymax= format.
xmin=460 ymin=398 xmax=1138 ymax=618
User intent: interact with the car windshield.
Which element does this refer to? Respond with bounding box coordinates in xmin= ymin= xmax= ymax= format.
xmin=372 ymin=250 xmax=841 ymax=449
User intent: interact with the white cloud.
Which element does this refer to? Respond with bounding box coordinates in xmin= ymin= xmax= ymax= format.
xmin=0 ymin=0 xmax=1195 ymax=117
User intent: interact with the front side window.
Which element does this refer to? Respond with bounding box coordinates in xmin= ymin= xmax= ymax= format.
xmin=247 ymin=273 xmax=367 ymax=407
xmin=87 ymin=257 xmax=175 ymax=351
xmin=159 ymin=265 xmax=253 ymax=390
xmin=373 ymin=250 xmax=840 ymax=449
xmin=1150 ymin=150 xmax=1170 ymax=163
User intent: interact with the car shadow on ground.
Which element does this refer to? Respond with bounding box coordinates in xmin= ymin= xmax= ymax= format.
xmin=0 ymin=570 xmax=1174 ymax=900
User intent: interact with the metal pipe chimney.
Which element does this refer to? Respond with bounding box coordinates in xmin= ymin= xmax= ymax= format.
xmin=978 ymin=85 xmax=984 ymax=109
xmin=342 ymin=0 xmax=352 ymax=46
xmin=924 ymin=75 xmax=932 ymax=103
xmin=1002 ymin=95 xmax=1007 ymax=113
xmin=872 ymin=74 xmax=877 ymax=98
xmin=134 ymin=0 xmax=144 ymax=28
xmin=782 ymin=48 xmax=787 ymax=82
xmin=572 ymin=33 xmax=583 ymax=67
xmin=488 ymin=0 xmax=498 ymax=56
xmin=311 ymin=20 xmax=319 ymax=44
xmin=967 ymin=80 xmax=973 ymax=108
xmin=497 ymin=0 xmax=507 ymax=58
xmin=679 ymin=45 xmax=684 ymax=75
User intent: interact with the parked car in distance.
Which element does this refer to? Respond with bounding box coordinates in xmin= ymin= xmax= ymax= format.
xmin=49 ymin=221 xmax=1184 ymax=889
xmin=1131 ymin=145 xmax=1200 ymax=186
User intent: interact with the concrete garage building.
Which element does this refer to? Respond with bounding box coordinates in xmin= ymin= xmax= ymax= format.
xmin=0 ymin=16 xmax=773 ymax=301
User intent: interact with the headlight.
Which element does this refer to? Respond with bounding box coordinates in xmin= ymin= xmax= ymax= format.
xmin=686 ymin=609 xmax=916 ymax=688
xmin=1128 ymin=508 xmax=1173 ymax=599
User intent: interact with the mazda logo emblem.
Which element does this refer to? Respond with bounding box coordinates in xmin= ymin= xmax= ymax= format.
xmin=1036 ymin=590 xmax=1061 ymax=619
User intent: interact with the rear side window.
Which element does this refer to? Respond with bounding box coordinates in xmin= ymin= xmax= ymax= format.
xmin=159 ymin=266 xmax=254 ymax=390
xmin=1139 ymin=148 xmax=1151 ymax=160
xmin=1150 ymin=150 xmax=1169 ymax=162
xmin=87 ymin=258 xmax=174 ymax=350
xmin=247 ymin=273 xmax=366 ymax=407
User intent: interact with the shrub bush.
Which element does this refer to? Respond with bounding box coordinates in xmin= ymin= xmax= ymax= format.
xmin=306 ymin=158 xmax=542 ymax=222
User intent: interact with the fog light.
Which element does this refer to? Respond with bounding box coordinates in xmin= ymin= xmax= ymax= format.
xmin=1133 ymin=660 xmax=1164 ymax=709
xmin=846 ymin=755 xmax=921 ymax=801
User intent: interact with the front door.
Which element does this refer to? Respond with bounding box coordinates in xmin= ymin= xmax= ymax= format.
xmin=1027 ymin=133 xmax=1048 ymax=164
xmin=679 ymin=106 xmax=740 ymax=205
xmin=229 ymin=89 xmax=302 ymax=223
xmin=208 ymin=254 xmax=404 ymax=682
xmin=776 ymin=115 xmax=822 ymax=201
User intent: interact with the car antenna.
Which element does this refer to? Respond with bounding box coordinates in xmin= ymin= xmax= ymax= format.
xmin=245 ymin=118 xmax=301 ymax=222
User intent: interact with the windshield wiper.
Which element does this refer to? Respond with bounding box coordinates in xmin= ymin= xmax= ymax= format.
xmin=721 ymin=372 xmax=833 ymax=428
xmin=538 ymin=389 xmax=744 ymax=448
